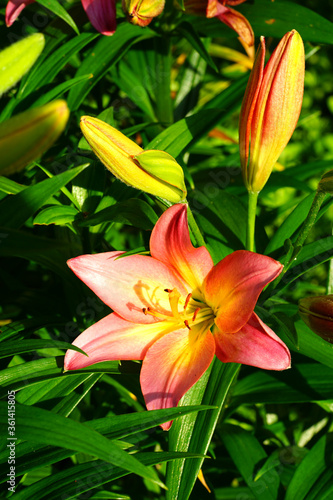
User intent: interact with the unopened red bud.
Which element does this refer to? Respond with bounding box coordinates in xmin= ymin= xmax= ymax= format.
xmin=299 ymin=295 xmax=333 ymax=343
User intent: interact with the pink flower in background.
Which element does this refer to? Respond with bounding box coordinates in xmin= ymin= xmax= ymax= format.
xmin=6 ymin=0 xmax=117 ymax=35
xmin=64 ymin=204 xmax=290 ymax=429
xmin=184 ymin=0 xmax=254 ymax=46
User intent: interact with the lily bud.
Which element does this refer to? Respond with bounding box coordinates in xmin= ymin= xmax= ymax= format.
xmin=299 ymin=295 xmax=333 ymax=343
xmin=80 ymin=116 xmax=187 ymax=203
xmin=0 ymin=100 xmax=70 ymax=176
xmin=122 ymin=0 xmax=165 ymax=27
xmin=239 ymin=30 xmax=305 ymax=193
xmin=318 ymin=169 xmax=333 ymax=194
xmin=0 ymin=33 xmax=45 ymax=96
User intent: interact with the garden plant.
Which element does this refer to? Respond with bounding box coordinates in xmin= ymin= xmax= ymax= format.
xmin=0 ymin=0 xmax=333 ymax=499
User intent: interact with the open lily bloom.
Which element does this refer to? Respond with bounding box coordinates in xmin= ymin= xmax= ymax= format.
xmin=6 ymin=0 xmax=117 ymax=35
xmin=64 ymin=204 xmax=290 ymax=429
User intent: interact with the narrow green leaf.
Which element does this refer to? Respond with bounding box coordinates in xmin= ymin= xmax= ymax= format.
xmin=284 ymin=160 xmax=333 ymax=182
xmin=215 ymin=487 xmax=255 ymax=499
xmin=166 ymin=360 xmax=240 ymax=500
xmin=177 ymin=22 xmax=217 ymax=71
xmin=31 ymin=74 xmax=93 ymax=107
xmin=0 ymin=357 xmax=120 ymax=396
xmin=0 ymin=176 xmax=26 ymax=194
xmin=0 ymin=164 xmax=88 ymax=229
xmin=110 ymin=62 xmax=156 ymax=121
xmin=174 ymin=49 xmax=207 ymax=122
xmin=285 ymin=434 xmax=333 ymax=500
xmin=12 ymin=452 xmax=204 ymax=500
xmin=147 ymin=75 xmax=248 ymax=157
xmin=21 ymin=33 xmax=97 ymax=99
xmin=0 ymin=402 xmax=163 ymax=486
xmin=220 ymin=424 xmax=280 ymax=500
xmin=68 ymin=24 xmax=156 ymax=111
xmin=35 ymin=0 xmax=79 ymax=34
xmin=0 ymin=339 xmax=85 ymax=358
xmin=16 ymin=373 xmax=96 ymax=407
xmin=294 ymin=320 xmax=333 ymax=369
xmin=0 ymin=406 xmax=213 ymax=481
xmin=231 ymin=363 xmax=333 ymax=407
xmin=0 ymin=316 xmax=62 ymax=343
xmin=78 ymin=198 xmax=158 ymax=230
xmin=264 ymin=193 xmax=316 ymax=255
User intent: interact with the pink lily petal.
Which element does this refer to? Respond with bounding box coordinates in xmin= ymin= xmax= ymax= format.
xmin=217 ymin=5 xmax=254 ymax=47
xmin=68 ymin=251 xmax=187 ymax=324
xmin=203 ymin=250 xmax=283 ymax=334
xmin=150 ymin=204 xmax=214 ymax=292
xmin=207 ymin=1 xmax=253 ymax=46
xmin=81 ymin=0 xmax=117 ymax=36
xmin=214 ymin=313 xmax=291 ymax=370
xmin=140 ymin=327 xmax=215 ymax=430
xmin=6 ymin=0 xmax=35 ymax=26
xmin=225 ymin=0 xmax=247 ymax=5
xmin=64 ymin=312 xmax=176 ymax=371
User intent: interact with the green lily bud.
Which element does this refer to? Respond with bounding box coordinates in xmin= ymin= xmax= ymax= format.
xmin=0 ymin=33 xmax=45 ymax=96
xmin=80 ymin=116 xmax=187 ymax=203
xmin=318 ymin=169 xmax=333 ymax=194
xmin=133 ymin=150 xmax=187 ymax=202
xmin=299 ymin=295 xmax=333 ymax=343
xmin=0 ymin=100 xmax=70 ymax=176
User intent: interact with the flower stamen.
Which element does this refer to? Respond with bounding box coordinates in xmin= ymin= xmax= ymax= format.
xmin=184 ymin=293 xmax=192 ymax=311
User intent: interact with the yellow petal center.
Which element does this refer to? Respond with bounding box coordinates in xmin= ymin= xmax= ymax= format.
xmin=142 ymin=288 xmax=215 ymax=333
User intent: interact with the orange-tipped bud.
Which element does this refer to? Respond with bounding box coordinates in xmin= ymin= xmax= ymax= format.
xmin=122 ymin=0 xmax=165 ymax=27
xmin=299 ymin=295 xmax=333 ymax=343
xmin=239 ymin=30 xmax=305 ymax=193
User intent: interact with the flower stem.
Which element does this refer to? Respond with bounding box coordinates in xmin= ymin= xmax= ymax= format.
xmin=187 ymin=204 xmax=206 ymax=247
xmin=246 ymin=191 xmax=258 ymax=252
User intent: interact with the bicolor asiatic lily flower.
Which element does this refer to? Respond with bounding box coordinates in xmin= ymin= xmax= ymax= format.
xmin=64 ymin=204 xmax=291 ymax=429
xmin=6 ymin=0 xmax=117 ymax=35
xmin=184 ymin=0 xmax=254 ymax=47
xmin=239 ymin=30 xmax=305 ymax=193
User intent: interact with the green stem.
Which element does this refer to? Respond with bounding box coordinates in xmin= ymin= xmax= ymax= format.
xmin=187 ymin=204 xmax=206 ymax=247
xmin=246 ymin=191 xmax=258 ymax=252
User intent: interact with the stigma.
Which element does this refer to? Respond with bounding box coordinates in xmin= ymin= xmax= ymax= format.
xmin=142 ymin=287 xmax=215 ymax=332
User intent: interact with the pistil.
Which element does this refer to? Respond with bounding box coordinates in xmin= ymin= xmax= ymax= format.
xmin=142 ymin=287 xmax=215 ymax=333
